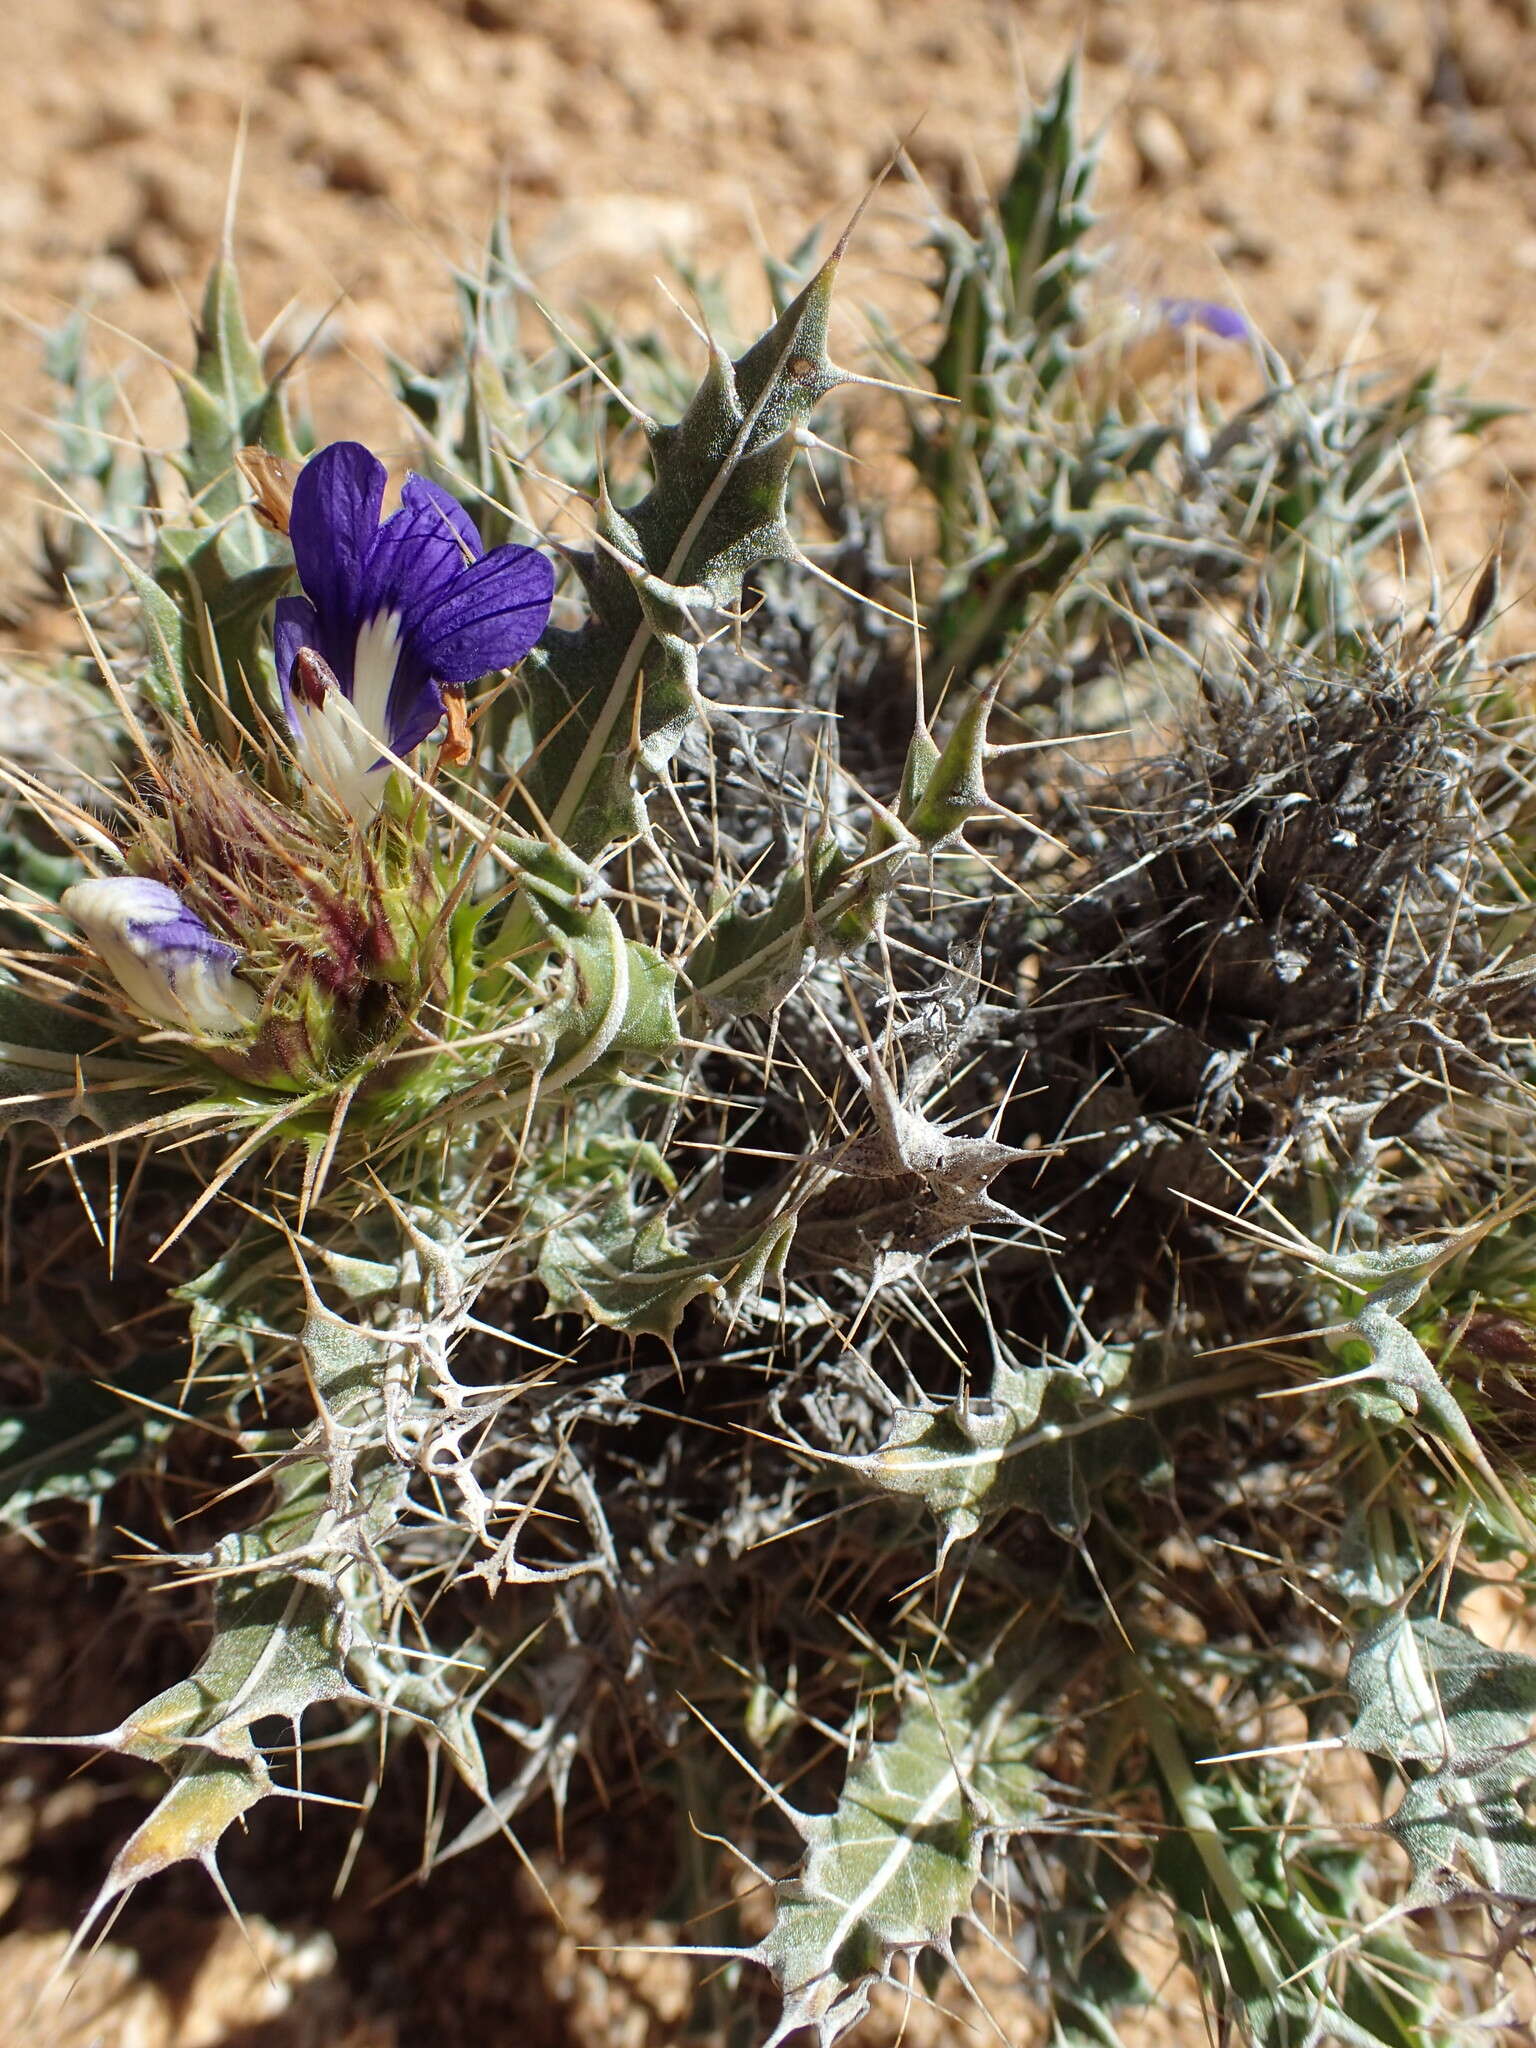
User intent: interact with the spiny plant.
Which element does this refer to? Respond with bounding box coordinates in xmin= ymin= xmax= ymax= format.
xmin=5 ymin=61 xmax=1536 ymax=2048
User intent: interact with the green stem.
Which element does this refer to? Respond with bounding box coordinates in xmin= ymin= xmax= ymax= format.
xmin=1133 ymin=1674 xmax=1285 ymax=1999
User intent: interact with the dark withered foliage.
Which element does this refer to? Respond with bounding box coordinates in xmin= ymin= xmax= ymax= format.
xmin=997 ymin=637 xmax=1536 ymax=1326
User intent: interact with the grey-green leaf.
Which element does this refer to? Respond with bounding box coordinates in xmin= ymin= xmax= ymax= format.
xmin=752 ymin=1667 xmax=1043 ymax=2048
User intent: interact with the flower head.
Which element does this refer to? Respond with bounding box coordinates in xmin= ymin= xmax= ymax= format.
xmin=1156 ymin=296 xmax=1251 ymax=344
xmin=62 ymin=877 xmax=261 ymax=1038
xmin=274 ymin=442 xmax=554 ymax=818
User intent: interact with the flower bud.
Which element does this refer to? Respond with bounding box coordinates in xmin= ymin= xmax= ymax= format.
xmin=62 ymin=878 xmax=261 ymax=1039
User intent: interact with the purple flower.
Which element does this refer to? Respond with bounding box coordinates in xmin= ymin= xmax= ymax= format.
xmin=274 ymin=442 xmax=554 ymax=818
xmin=1156 ymin=297 xmax=1252 ymax=344
xmin=62 ymin=877 xmax=261 ymax=1038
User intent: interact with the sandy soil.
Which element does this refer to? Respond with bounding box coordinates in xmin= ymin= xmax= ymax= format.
xmin=5 ymin=0 xmax=1536 ymax=2042
xmin=4 ymin=0 xmax=1536 ymax=556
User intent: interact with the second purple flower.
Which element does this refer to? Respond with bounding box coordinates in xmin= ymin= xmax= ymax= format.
xmin=274 ymin=441 xmax=554 ymax=819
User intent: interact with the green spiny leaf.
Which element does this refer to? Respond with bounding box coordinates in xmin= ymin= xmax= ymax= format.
xmin=513 ymin=245 xmax=847 ymax=858
xmin=897 ymin=680 xmax=1002 ymax=847
xmin=0 ymin=981 xmax=171 ymax=1137
xmin=834 ymin=1344 xmax=1173 ymax=1556
xmin=89 ymin=1571 xmax=358 ymax=1908
xmin=1347 ymin=1612 xmax=1536 ymax=1906
xmin=180 ymin=250 xmax=299 ymax=511
xmin=752 ymin=1664 xmax=1044 ymax=2048
xmin=0 ymin=1354 xmax=193 ymax=1530
xmin=1142 ymin=1684 xmax=1445 ymax=2048
xmin=538 ymin=1190 xmax=793 ymax=1339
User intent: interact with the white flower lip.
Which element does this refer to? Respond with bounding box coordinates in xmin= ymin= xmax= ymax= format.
xmin=287 ymin=662 xmax=395 ymax=823
xmin=61 ymin=876 xmax=262 ymax=1039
